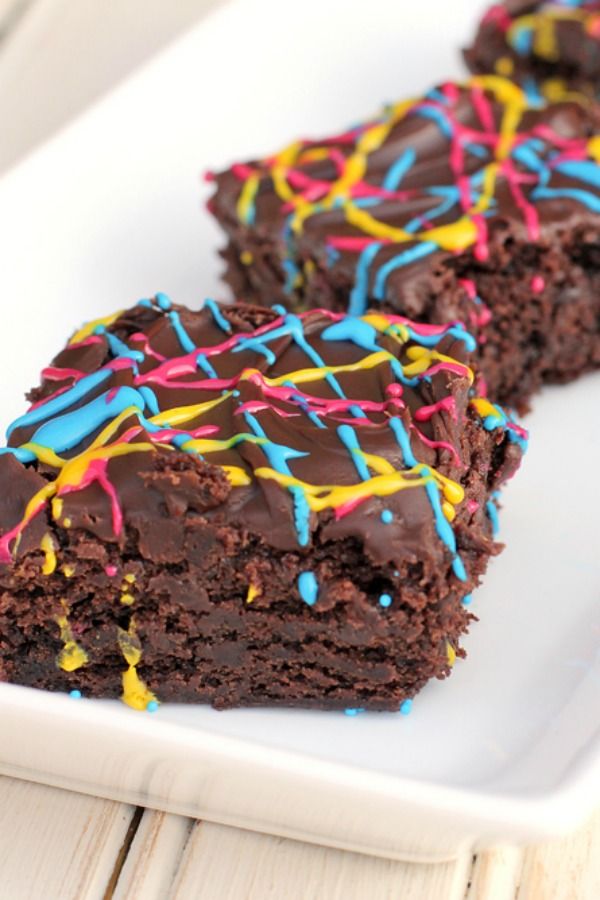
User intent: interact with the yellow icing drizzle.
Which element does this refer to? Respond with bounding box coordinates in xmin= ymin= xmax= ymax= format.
xmin=446 ymin=642 xmax=456 ymax=667
xmin=254 ymin=464 xmax=464 ymax=515
xmin=69 ymin=310 xmax=125 ymax=345
xmin=55 ymin=604 xmax=89 ymax=673
xmin=246 ymin=584 xmax=260 ymax=604
xmin=40 ymin=533 xmax=57 ymax=575
xmin=236 ymin=173 xmax=260 ymax=223
xmin=118 ymin=625 xmax=157 ymax=711
xmin=470 ymin=397 xmax=500 ymax=420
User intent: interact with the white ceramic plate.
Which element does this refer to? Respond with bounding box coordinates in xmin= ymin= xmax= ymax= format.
xmin=1 ymin=0 xmax=599 ymax=863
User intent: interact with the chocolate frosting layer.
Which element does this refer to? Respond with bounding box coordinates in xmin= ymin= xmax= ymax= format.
xmin=211 ymin=75 xmax=600 ymax=321
xmin=0 ymin=297 xmax=525 ymax=580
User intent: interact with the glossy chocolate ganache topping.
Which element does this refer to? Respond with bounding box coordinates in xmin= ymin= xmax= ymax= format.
xmin=0 ymin=297 xmax=525 ymax=582
xmin=211 ymin=75 xmax=600 ymax=317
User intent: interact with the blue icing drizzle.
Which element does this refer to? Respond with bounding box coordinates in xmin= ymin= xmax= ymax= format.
xmin=290 ymin=486 xmax=311 ymax=546
xmin=298 ymin=571 xmax=319 ymax=605
xmin=510 ymin=24 xmax=534 ymax=56
xmin=138 ymin=386 xmax=160 ymax=416
xmin=344 ymin=707 xmax=365 ymax=716
xmin=486 ymin=492 xmax=501 ymax=536
xmin=321 ymin=318 xmax=379 ymax=352
xmin=421 ymin=466 xmax=467 ymax=582
xmin=156 ymin=292 xmax=172 ymax=310
xmin=196 ymin=353 xmax=218 ymax=379
xmin=388 ymin=417 xmax=417 ymax=467
xmin=31 ymin=387 xmax=145 ymax=453
xmin=414 ymin=104 xmax=453 ymax=138
xmin=532 ymin=186 xmax=600 ymax=214
xmin=97 ymin=327 xmax=144 ymax=363
xmin=337 ymin=424 xmax=371 ymax=481
xmin=244 ymin=410 xmax=311 ymax=545
xmin=348 ymin=243 xmax=382 ymax=316
xmin=204 ymin=299 xmax=232 ymax=333
xmin=382 ymin=147 xmax=416 ymax=191
xmin=479 ymin=403 xmax=529 ymax=452
xmin=399 ymin=699 xmax=413 ymax=715
xmin=0 ymin=447 xmax=36 ymax=463
xmin=283 ymin=258 xmax=300 ymax=293
xmin=167 ymin=309 xmax=197 ymax=353
xmin=6 ymin=369 xmax=114 ymax=440
xmin=282 ymin=379 xmax=326 ymax=429
xmin=555 ymin=160 xmax=600 ymax=190
xmin=373 ymin=242 xmax=438 ymax=300
xmin=522 ymin=77 xmax=545 ymax=107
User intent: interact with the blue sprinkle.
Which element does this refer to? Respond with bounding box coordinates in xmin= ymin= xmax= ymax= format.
xmin=146 ymin=700 xmax=159 ymax=713
xmin=400 ymin=699 xmax=413 ymax=715
xmin=69 ymin=690 xmax=82 ymax=700
xmin=232 ymin=389 xmax=240 ymax=398
xmin=381 ymin=510 xmax=393 ymax=525
xmin=298 ymin=571 xmax=319 ymax=606
xmin=379 ymin=593 xmax=392 ymax=608
xmin=344 ymin=708 xmax=365 ymax=716
xmin=394 ymin=570 xmax=400 ymax=577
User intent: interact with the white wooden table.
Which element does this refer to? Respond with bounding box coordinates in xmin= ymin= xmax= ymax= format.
xmin=0 ymin=776 xmax=599 ymax=899
xmin=0 ymin=2 xmax=599 ymax=897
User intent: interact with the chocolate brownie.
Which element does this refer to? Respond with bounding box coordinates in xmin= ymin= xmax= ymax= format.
xmin=465 ymin=1 xmax=600 ymax=100
xmin=0 ymin=295 xmax=526 ymax=711
xmin=210 ymin=74 xmax=600 ymax=411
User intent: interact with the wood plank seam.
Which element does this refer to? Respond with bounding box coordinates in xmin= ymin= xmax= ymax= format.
xmin=102 ymin=806 xmax=145 ymax=900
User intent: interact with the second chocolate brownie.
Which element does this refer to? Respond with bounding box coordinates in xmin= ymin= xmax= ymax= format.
xmin=465 ymin=1 xmax=600 ymax=100
xmin=211 ymin=75 xmax=600 ymax=410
